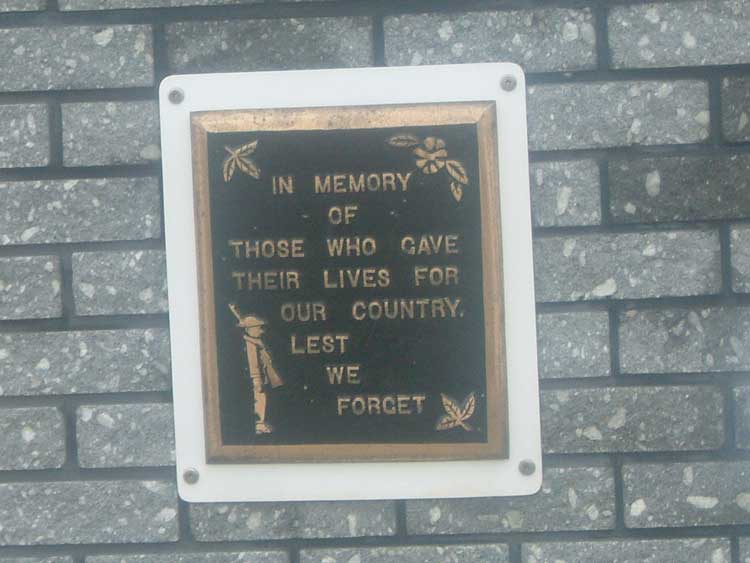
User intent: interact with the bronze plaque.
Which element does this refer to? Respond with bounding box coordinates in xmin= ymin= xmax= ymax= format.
xmin=191 ymin=102 xmax=507 ymax=463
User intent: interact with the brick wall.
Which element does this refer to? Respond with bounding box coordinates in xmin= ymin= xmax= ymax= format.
xmin=0 ymin=0 xmax=748 ymax=561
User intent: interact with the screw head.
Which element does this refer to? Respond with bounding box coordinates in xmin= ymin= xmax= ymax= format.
xmin=500 ymin=75 xmax=517 ymax=92
xmin=518 ymin=459 xmax=536 ymax=476
xmin=183 ymin=468 xmax=199 ymax=484
xmin=168 ymin=88 xmax=185 ymax=105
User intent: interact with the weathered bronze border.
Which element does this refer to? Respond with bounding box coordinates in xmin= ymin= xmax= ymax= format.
xmin=191 ymin=102 xmax=507 ymax=463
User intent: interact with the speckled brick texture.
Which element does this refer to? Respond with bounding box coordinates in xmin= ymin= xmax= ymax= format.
xmin=534 ymin=230 xmax=721 ymax=302
xmin=88 ymin=554 xmax=289 ymax=563
xmin=190 ymin=501 xmax=396 ymax=541
xmin=619 ymin=307 xmax=750 ymax=373
xmin=62 ymin=102 xmax=161 ymax=167
xmin=301 ymin=544 xmax=510 ymax=563
xmin=384 ymin=9 xmax=596 ymax=73
xmin=609 ymin=154 xmax=750 ymax=223
xmin=722 ymin=76 xmax=750 ymax=142
xmin=523 ymin=538 xmax=731 ymax=563
xmin=407 ymin=467 xmax=615 ymax=533
xmin=0 ymin=104 xmax=49 ymax=168
xmin=624 ymin=461 xmax=750 ymax=528
xmin=0 ymin=0 xmax=45 ymax=11
xmin=541 ymin=386 xmax=723 ymax=453
xmin=0 ymin=26 xmax=153 ymax=91
xmin=73 ymin=250 xmax=168 ymax=315
xmin=0 ymin=481 xmax=178 ymax=545
xmin=527 ymin=81 xmax=709 ymax=150
xmin=62 ymin=0 xmax=263 ymax=8
xmin=0 ymin=256 xmax=61 ymax=320
xmin=76 ymin=403 xmax=175 ymax=468
xmin=166 ymin=18 xmax=373 ymax=74
xmin=1 ymin=0 xmax=750 ymax=559
xmin=1 ymin=178 xmax=161 ymax=244
xmin=736 ymin=386 xmax=750 ymax=450
xmin=536 ymin=312 xmax=610 ymax=379
xmin=0 ymin=329 xmax=171 ymax=395
xmin=530 ymin=160 xmax=601 ymax=227
xmin=731 ymin=226 xmax=750 ymax=292
xmin=0 ymin=407 xmax=65 ymax=470
xmin=609 ymin=1 xmax=750 ymax=68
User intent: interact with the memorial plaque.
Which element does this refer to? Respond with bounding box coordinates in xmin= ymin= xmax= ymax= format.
xmin=161 ymin=64 xmax=541 ymax=501
xmin=192 ymin=103 xmax=505 ymax=462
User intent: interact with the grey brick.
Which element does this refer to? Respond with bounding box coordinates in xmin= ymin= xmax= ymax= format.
xmin=301 ymin=544 xmax=509 ymax=563
xmin=736 ymin=386 xmax=750 ymax=450
xmin=536 ymin=311 xmax=610 ymax=379
xmin=406 ymin=467 xmax=615 ymax=534
xmin=384 ymin=9 xmax=595 ymax=73
xmin=0 ymin=256 xmax=61 ymax=320
xmin=523 ymin=538 xmax=731 ymax=563
xmin=0 ymin=0 xmax=45 ymax=11
xmin=62 ymin=102 xmax=160 ymax=167
xmin=87 ymin=553 xmax=288 ymax=563
xmin=610 ymin=155 xmax=750 ymax=223
xmin=73 ymin=250 xmax=168 ymax=316
xmin=62 ymin=0 xmax=260 ymax=8
xmin=0 ymin=480 xmax=177 ymax=545
xmin=77 ymin=403 xmax=174 ymax=468
xmin=190 ymin=501 xmax=395 ymax=541
xmin=624 ymin=461 xmax=750 ymax=528
xmin=0 ymin=407 xmax=65 ymax=470
xmin=732 ymin=226 xmax=750 ymax=293
xmin=0 ymin=559 xmax=73 ymax=563
xmin=1 ymin=177 xmax=161 ymax=245
xmin=0 ymin=104 xmax=49 ymax=169
xmin=609 ymin=1 xmax=750 ymax=69
xmin=619 ymin=307 xmax=750 ymax=374
xmin=0 ymin=329 xmax=171 ymax=396
xmin=0 ymin=26 xmax=153 ymax=91
xmin=541 ymin=386 xmax=723 ymax=454
xmin=722 ymin=76 xmax=750 ymax=142
xmin=530 ymin=160 xmax=601 ymax=227
xmin=534 ymin=230 xmax=721 ymax=302
xmin=167 ymin=18 xmax=372 ymax=74
xmin=527 ymin=81 xmax=709 ymax=151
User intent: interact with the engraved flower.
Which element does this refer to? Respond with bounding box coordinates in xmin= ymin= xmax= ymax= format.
xmin=413 ymin=137 xmax=448 ymax=174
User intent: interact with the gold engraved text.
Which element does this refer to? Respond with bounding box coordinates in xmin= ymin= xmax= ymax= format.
xmin=401 ymin=234 xmax=459 ymax=255
xmin=231 ymin=270 xmax=300 ymax=291
xmin=290 ymin=333 xmax=350 ymax=354
xmin=414 ymin=265 xmax=459 ymax=287
xmin=314 ymin=172 xmax=412 ymax=194
xmin=352 ymin=297 xmax=461 ymax=321
xmin=326 ymin=236 xmax=377 ymax=257
xmin=326 ymin=364 xmax=361 ymax=385
xmin=228 ymin=238 xmax=305 ymax=259
xmin=323 ymin=267 xmax=391 ymax=289
xmin=280 ymin=302 xmax=327 ymax=322
xmin=337 ymin=394 xmax=427 ymax=416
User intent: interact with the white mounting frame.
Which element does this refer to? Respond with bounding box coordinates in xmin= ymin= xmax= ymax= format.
xmin=159 ymin=63 xmax=541 ymax=502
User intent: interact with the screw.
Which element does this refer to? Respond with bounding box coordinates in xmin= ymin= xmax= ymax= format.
xmin=183 ymin=468 xmax=199 ymax=484
xmin=518 ymin=459 xmax=536 ymax=476
xmin=500 ymin=75 xmax=517 ymax=92
xmin=168 ymin=88 xmax=185 ymax=105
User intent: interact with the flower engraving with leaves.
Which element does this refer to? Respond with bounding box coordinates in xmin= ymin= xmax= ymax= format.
xmin=387 ymin=134 xmax=469 ymax=202
xmin=223 ymin=140 xmax=260 ymax=182
xmin=436 ymin=392 xmax=476 ymax=431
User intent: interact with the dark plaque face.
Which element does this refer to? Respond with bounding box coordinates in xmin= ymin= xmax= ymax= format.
xmin=191 ymin=102 xmax=507 ymax=462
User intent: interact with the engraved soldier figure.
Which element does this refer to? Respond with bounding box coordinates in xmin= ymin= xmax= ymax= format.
xmin=229 ymin=304 xmax=284 ymax=434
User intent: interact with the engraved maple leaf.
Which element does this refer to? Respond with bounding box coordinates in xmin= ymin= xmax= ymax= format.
xmin=436 ymin=392 xmax=476 ymax=431
xmin=223 ymin=140 xmax=260 ymax=182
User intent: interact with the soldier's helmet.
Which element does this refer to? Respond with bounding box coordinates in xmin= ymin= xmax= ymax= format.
xmin=238 ymin=314 xmax=266 ymax=328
